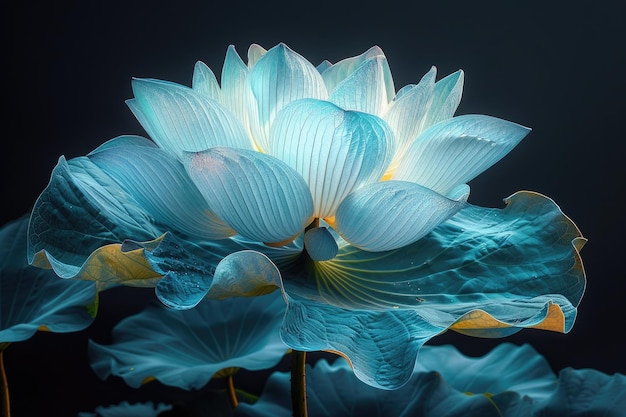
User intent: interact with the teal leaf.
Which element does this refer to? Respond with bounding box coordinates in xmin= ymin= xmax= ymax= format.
xmin=184 ymin=147 xmax=314 ymax=244
xmin=1 ymin=216 xmax=97 ymax=342
xmin=278 ymin=191 xmax=585 ymax=388
xmin=235 ymin=343 xmax=565 ymax=416
xmin=78 ymin=401 xmax=172 ymax=417
xmin=535 ymin=368 xmax=626 ymax=416
xmin=393 ymin=114 xmax=531 ymax=195
xmin=334 ymin=181 xmax=465 ymax=251
xmin=247 ymin=43 xmax=328 ymax=152
xmin=88 ymin=291 xmax=287 ymax=389
xmin=128 ymin=77 xmax=253 ymax=158
xmin=269 ymin=98 xmax=395 ymax=218
xmin=27 ymin=150 xmax=161 ymax=274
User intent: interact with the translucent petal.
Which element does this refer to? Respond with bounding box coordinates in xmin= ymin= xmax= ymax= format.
xmin=422 ymin=69 xmax=464 ymax=129
xmin=247 ymin=43 xmax=267 ymax=68
xmin=315 ymin=59 xmax=332 ymax=74
xmin=88 ymin=291 xmax=287 ymax=389
xmin=393 ymin=114 xmax=531 ymax=195
xmin=192 ymin=61 xmax=221 ymax=101
xmin=304 ymin=227 xmax=338 ymax=261
xmin=184 ymin=147 xmax=314 ymax=244
xmin=88 ymin=135 xmax=235 ymax=240
xmin=334 ymin=181 xmax=465 ymax=252
xmin=320 ymin=46 xmax=394 ymax=103
xmin=247 ymin=43 xmax=328 ymax=152
xmin=221 ymin=45 xmax=252 ymax=135
xmin=270 ymin=99 xmax=395 ymax=218
xmin=1 ymin=216 xmax=97 ymax=342
xmin=127 ymin=78 xmax=253 ymax=158
xmin=328 ymin=56 xmax=392 ymax=116
xmin=383 ymin=66 xmax=436 ymax=174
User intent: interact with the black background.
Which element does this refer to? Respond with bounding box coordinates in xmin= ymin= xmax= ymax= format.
xmin=3 ymin=1 xmax=625 ymax=416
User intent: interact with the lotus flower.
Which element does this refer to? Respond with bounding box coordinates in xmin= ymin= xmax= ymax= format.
xmin=27 ymin=43 xmax=586 ymax=389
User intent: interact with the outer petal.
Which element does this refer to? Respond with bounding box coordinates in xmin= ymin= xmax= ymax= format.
xmin=127 ymin=78 xmax=253 ymax=158
xmin=88 ymin=291 xmax=287 ymax=389
xmin=328 ymin=55 xmax=393 ymax=116
xmin=270 ymin=99 xmax=395 ymax=218
xmin=247 ymin=43 xmax=328 ymax=152
xmin=192 ymin=61 xmax=221 ymax=101
xmin=1 ymin=216 xmax=97 ymax=342
xmin=185 ymin=147 xmax=314 ymax=244
xmin=393 ymin=114 xmax=531 ymax=195
xmin=334 ymin=181 xmax=465 ymax=252
xmin=88 ymin=135 xmax=235 ymax=240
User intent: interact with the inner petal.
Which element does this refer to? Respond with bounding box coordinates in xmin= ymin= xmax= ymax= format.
xmin=269 ymin=98 xmax=395 ymax=219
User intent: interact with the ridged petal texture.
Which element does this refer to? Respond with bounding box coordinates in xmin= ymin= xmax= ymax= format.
xmin=393 ymin=114 xmax=531 ymax=195
xmin=383 ymin=66 xmax=436 ymax=174
xmin=334 ymin=180 xmax=465 ymax=251
xmin=247 ymin=43 xmax=328 ymax=152
xmin=88 ymin=136 xmax=235 ymax=240
xmin=1 ymin=216 xmax=97 ymax=342
xmin=328 ymin=55 xmax=392 ymax=115
xmin=185 ymin=147 xmax=314 ymax=244
xmin=235 ymin=343 xmax=625 ymax=417
xmin=127 ymin=78 xmax=253 ymax=159
xmin=220 ymin=46 xmax=252 ymax=135
xmin=192 ymin=61 xmax=221 ymax=101
xmin=269 ymin=98 xmax=395 ymax=218
xmin=422 ymin=69 xmax=464 ymax=128
xmin=88 ymin=291 xmax=287 ymax=389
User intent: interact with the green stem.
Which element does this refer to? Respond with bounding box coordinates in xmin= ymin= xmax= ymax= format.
xmin=291 ymin=350 xmax=308 ymax=417
xmin=226 ymin=374 xmax=238 ymax=409
xmin=0 ymin=350 xmax=10 ymax=417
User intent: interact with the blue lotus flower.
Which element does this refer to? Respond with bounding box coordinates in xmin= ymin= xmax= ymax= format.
xmin=0 ymin=216 xmax=97 ymax=343
xmin=27 ymin=43 xmax=586 ymax=389
xmin=235 ymin=343 xmax=626 ymax=417
xmin=88 ymin=291 xmax=287 ymax=389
